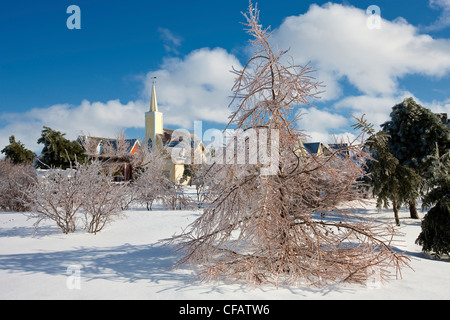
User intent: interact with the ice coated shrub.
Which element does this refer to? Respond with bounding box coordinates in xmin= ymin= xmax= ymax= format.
xmin=25 ymin=160 xmax=126 ymax=234
xmin=0 ymin=159 xmax=36 ymax=212
xmin=416 ymin=198 xmax=450 ymax=258
xmin=26 ymin=167 xmax=83 ymax=234
xmin=132 ymin=147 xmax=193 ymax=211
xmin=79 ymin=161 xmax=127 ymax=234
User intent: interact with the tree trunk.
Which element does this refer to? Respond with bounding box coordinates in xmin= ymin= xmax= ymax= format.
xmin=393 ymin=195 xmax=401 ymax=226
xmin=409 ymin=199 xmax=420 ymax=219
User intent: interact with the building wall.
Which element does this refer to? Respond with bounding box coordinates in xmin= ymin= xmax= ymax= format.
xmin=162 ymin=160 xmax=188 ymax=185
xmin=145 ymin=111 xmax=163 ymax=147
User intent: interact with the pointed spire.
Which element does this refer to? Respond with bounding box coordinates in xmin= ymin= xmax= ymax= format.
xmin=150 ymin=79 xmax=158 ymax=112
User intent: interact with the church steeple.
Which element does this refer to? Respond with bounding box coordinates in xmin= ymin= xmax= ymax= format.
xmin=150 ymin=80 xmax=158 ymax=112
xmin=145 ymin=80 xmax=163 ymax=150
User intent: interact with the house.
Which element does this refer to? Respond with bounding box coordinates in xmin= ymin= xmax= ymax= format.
xmin=77 ymin=135 xmax=141 ymax=182
xmin=328 ymin=143 xmax=350 ymax=157
xmin=299 ymin=141 xmax=332 ymax=156
xmin=78 ymin=136 xmax=140 ymax=156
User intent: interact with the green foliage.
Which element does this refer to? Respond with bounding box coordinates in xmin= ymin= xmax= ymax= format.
xmin=1 ymin=135 xmax=36 ymax=164
xmin=422 ymin=149 xmax=449 ymax=209
xmin=381 ymin=97 xmax=450 ymax=174
xmin=366 ymin=131 xmax=420 ymax=221
xmin=36 ymin=126 xmax=86 ymax=169
xmin=353 ymin=115 xmax=420 ymax=225
xmin=416 ymin=198 xmax=450 ymax=258
xmin=416 ymin=147 xmax=450 ymax=258
xmin=355 ymin=100 xmax=450 ymax=245
xmin=380 ymin=98 xmax=449 ymax=218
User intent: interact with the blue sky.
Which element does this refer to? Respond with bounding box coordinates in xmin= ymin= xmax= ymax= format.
xmin=1 ymin=0 xmax=449 ymax=153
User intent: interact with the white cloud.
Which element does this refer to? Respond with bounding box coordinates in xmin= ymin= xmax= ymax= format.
xmin=333 ymin=93 xmax=412 ymax=128
xmin=297 ymin=91 xmax=449 ymax=144
xmin=266 ymin=3 xmax=450 ymax=142
xmin=272 ymin=3 xmax=450 ymax=98
xmin=0 ymin=99 xmax=146 ymax=153
xmin=298 ymin=107 xmax=349 ymax=142
xmin=334 ymin=92 xmax=450 ymax=132
xmin=143 ymin=47 xmax=243 ymax=128
xmin=427 ymin=98 xmax=450 ymax=113
xmin=425 ymin=0 xmax=450 ymax=31
xmin=158 ymin=27 xmax=183 ymax=54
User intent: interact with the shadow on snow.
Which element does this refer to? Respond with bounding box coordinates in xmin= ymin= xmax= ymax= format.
xmin=0 ymin=243 xmax=192 ymax=286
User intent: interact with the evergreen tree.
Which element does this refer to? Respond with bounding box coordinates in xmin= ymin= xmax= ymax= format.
xmin=381 ymin=98 xmax=450 ymax=219
xmin=416 ymin=147 xmax=450 ymax=258
xmin=36 ymin=126 xmax=86 ymax=169
xmin=354 ymin=116 xmax=420 ymax=226
xmin=1 ymin=135 xmax=36 ymax=164
xmin=415 ymin=199 xmax=450 ymax=258
xmin=421 ymin=147 xmax=449 ymax=209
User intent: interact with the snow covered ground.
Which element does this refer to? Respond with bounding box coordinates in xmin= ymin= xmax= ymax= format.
xmin=0 ymin=190 xmax=449 ymax=300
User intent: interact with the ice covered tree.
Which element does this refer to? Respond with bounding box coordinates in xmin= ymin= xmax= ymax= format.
xmin=354 ymin=116 xmax=420 ymax=226
xmin=26 ymin=165 xmax=84 ymax=234
xmin=25 ymin=160 xmax=126 ymax=234
xmin=78 ymin=160 xmax=128 ymax=234
xmin=133 ymin=147 xmax=171 ymax=210
xmin=36 ymin=126 xmax=86 ymax=169
xmin=421 ymin=145 xmax=450 ymax=210
xmin=1 ymin=135 xmax=36 ymax=165
xmin=381 ymin=98 xmax=450 ymax=219
xmin=132 ymin=146 xmax=192 ymax=210
xmin=0 ymin=159 xmax=36 ymax=212
xmin=415 ymin=199 xmax=450 ymax=258
xmin=416 ymin=147 xmax=450 ymax=258
xmin=164 ymin=2 xmax=410 ymax=287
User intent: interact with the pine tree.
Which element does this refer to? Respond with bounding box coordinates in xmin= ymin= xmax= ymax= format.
xmin=36 ymin=126 xmax=86 ymax=169
xmin=354 ymin=116 xmax=420 ymax=226
xmin=415 ymin=199 xmax=450 ymax=258
xmin=421 ymin=146 xmax=450 ymax=209
xmin=381 ymin=98 xmax=450 ymax=219
xmin=415 ymin=146 xmax=450 ymax=258
xmin=1 ymin=135 xmax=36 ymax=164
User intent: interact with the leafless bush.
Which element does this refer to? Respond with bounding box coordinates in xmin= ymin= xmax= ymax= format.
xmin=25 ymin=160 xmax=126 ymax=234
xmin=26 ymin=166 xmax=83 ymax=234
xmin=0 ymin=159 xmax=36 ymax=212
xmin=133 ymin=148 xmax=193 ymax=210
xmin=119 ymin=182 xmax=139 ymax=210
xmin=187 ymin=163 xmax=218 ymax=207
xmin=163 ymin=2 xmax=411 ymax=287
xmin=163 ymin=184 xmax=194 ymax=210
xmin=133 ymin=148 xmax=168 ymax=210
xmin=78 ymin=161 xmax=127 ymax=234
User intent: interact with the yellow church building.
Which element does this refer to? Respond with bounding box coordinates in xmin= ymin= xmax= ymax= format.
xmin=145 ymin=81 xmax=205 ymax=185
